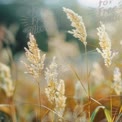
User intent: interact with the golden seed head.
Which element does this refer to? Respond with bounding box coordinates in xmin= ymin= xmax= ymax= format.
xmin=63 ymin=7 xmax=87 ymax=46
xmin=45 ymin=57 xmax=66 ymax=119
xmin=0 ymin=63 xmax=14 ymax=97
xmin=22 ymin=33 xmax=46 ymax=79
xmin=112 ymin=67 xmax=122 ymax=95
xmin=96 ymin=22 xmax=117 ymax=67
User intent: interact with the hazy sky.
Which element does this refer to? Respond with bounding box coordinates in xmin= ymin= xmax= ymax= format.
xmin=77 ymin=0 xmax=120 ymax=8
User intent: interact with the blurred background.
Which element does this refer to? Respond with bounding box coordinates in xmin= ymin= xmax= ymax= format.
xmin=0 ymin=0 xmax=122 ymax=81
xmin=0 ymin=0 xmax=122 ymax=58
xmin=0 ymin=0 xmax=122 ymax=121
xmin=0 ymin=0 xmax=122 ymax=62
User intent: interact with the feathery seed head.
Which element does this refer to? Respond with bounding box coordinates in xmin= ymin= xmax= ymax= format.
xmin=112 ymin=67 xmax=122 ymax=95
xmin=25 ymin=33 xmax=41 ymax=64
xmin=63 ymin=7 xmax=87 ymax=46
xmin=45 ymin=57 xmax=58 ymax=83
xmin=96 ymin=22 xmax=117 ymax=67
xmin=23 ymin=33 xmax=46 ymax=79
xmin=0 ymin=63 xmax=14 ymax=97
xmin=45 ymin=57 xmax=66 ymax=119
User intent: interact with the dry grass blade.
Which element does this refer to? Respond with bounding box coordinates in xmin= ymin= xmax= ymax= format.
xmin=69 ymin=65 xmax=88 ymax=96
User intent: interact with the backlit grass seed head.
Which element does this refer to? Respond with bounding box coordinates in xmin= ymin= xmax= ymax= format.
xmin=63 ymin=7 xmax=87 ymax=46
xmin=45 ymin=81 xmax=56 ymax=104
xmin=96 ymin=23 xmax=117 ymax=67
xmin=0 ymin=63 xmax=14 ymax=97
xmin=25 ymin=34 xmax=39 ymax=64
xmin=54 ymin=80 xmax=66 ymax=118
xmin=23 ymin=33 xmax=46 ymax=79
xmin=45 ymin=57 xmax=66 ymax=119
xmin=112 ymin=67 xmax=122 ymax=95
xmin=45 ymin=57 xmax=58 ymax=83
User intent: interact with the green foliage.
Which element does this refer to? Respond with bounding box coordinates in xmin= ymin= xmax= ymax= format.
xmin=90 ymin=106 xmax=112 ymax=122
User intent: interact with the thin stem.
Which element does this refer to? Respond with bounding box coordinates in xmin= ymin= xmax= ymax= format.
xmin=52 ymin=113 xmax=54 ymax=122
xmin=119 ymin=92 xmax=122 ymax=114
xmin=113 ymin=94 xmax=122 ymax=121
xmin=90 ymin=97 xmax=102 ymax=106
xmin=35 ymin=110 xmax=38 ymax=122
xmin=69 ymin=65 xmax=88 ymax=96
xmin=110 ymin=90 xmax=113 ymax=122
xmin=5 ymin=41 xmax=18 ymax=122
xmin=9 ymin=98 xmax=16 ymax=122
xmin=84 ymin=45 xmax=90 ymax=97
xmin=37 ymin=81 xmax=41 ymax=122
xmin=84 ymin=44 xmax=91 ymax=122
xmin=70 ymin=65 xmax=103 ymax=106
xmin=119 ymin=106 xmax=122 ymax=114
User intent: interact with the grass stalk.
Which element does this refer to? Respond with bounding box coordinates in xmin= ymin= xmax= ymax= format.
xmin=37 ymin=81 xmax=41 ymax=122
xmin=84 ymin=44 xmax=91 ymax=122
xmin=110 ymin=89 xmax=113 ymax=122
